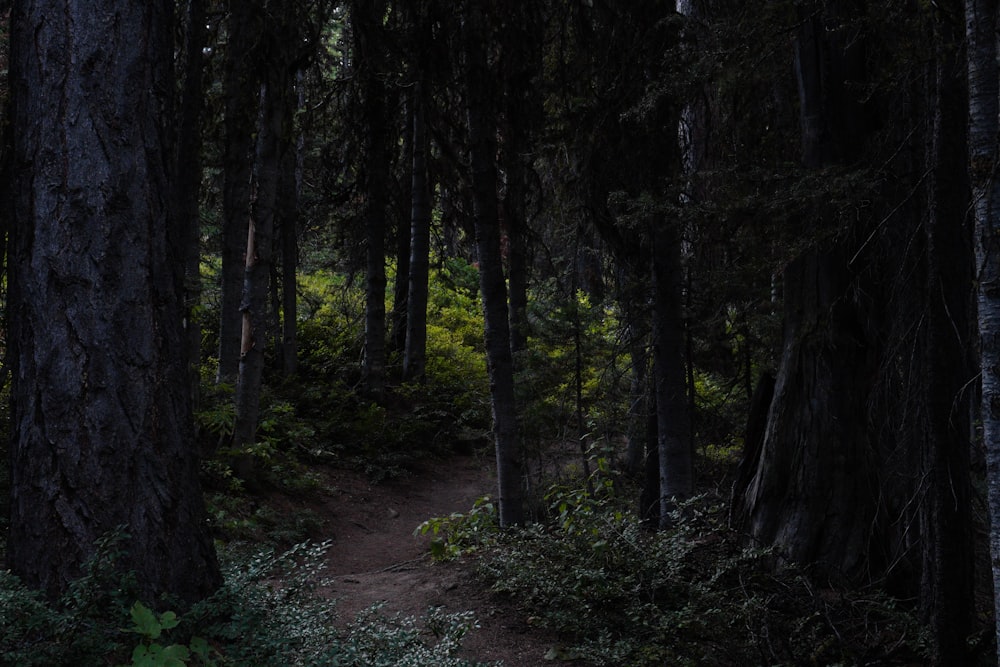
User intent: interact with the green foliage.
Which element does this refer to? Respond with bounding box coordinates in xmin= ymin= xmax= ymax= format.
xmin=475 ymin=481 xmax=931 ymax=666
xmin=516 ymin=285 xmax=631 ymax=450
xmin=322 ymin=604 xmax=495 ymax=667
xmin=0 ymin=535 xmax=494 ymax=666
xmin=123 ymin=602 xmax=215 ymax=667
xmin=414 ymin=496 xmax=499 ymax=561
xmin=0 ymin=530 xmax=139 ymax=665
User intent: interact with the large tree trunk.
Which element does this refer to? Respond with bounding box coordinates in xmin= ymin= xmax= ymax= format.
xmin=738 ymin=248 xmax=877 ymax=571
xmin=463 ymin=0 xmax=525 ymax=527
xmin=404 ymin=80 xmax=432 ymax=382
xmin=219 ymin=0 xmax=261 ymax=383
xmin=733 ymin=1 xmax=882 ymax=579
xmin=966 ymin=0 xmax=1000 ymax=657
xmin=7 ymin=0 xmax=221 ymax=604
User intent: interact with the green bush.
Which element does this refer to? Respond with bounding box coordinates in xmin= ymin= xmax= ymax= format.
xmin=472 ymin=483 xmax=930 ymax=666
xmin=0 ymin=537 xmax=495 ymax=667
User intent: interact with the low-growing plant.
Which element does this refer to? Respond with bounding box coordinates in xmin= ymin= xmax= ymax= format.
xmin=475 ymin=483 xmax=931 ymax=666
xmin=0 ymin=531 xmax=498 ymax=666
xmin=415 ymin=495 xmax=499 ymax=561
xmin=122 ymin=601 xmax=216 ymax=667
xmin=319 ymin=603 xmax=497 ymax=667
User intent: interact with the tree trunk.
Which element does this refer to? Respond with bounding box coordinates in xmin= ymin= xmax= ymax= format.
xmin=7 ymin=0 xmax=221 ymax=604
xmin=353 ymin=0 xmax=389 ymax=396
xmin=233 ymin=68 xmax=287 ymax=480
xmin=219 ymin=0 xmax=261 ymax=383
xmin=404 ymin=80 xmax=431 ymax=382
xmin=278 ymin=74 xmax=301 ymax=376
xmin=966 ymin=0 xmax=1000 ymax=656
xmin=391 ymin=87 xmax=414 ymax=357
xmin=176 ymin=0 xmax=208 ymax=408
xmin=919 ymin=5 xmax=974 ymax=662
xmin=499 ymin=4 xmax=541 ymax=354
xmin=733 ymin=1 xmax=880 ymax=579
xmin=652 ymin=217 xmax=693 ymax=523
xmin=463 ymin=0 xmax=525 ymax=527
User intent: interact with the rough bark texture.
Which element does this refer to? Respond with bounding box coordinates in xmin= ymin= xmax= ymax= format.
xmin=739 ymin=249 xmax=876 ymax=572
xmin=7 ymin=0 xmax=221 ymax=604
xmin=733 ymin=1 xmax=883 ymax=579
xmin=966 ymin=0 xmax=1000 ymax=655
xmin=464 ymin=0 xmax=525 ymax=527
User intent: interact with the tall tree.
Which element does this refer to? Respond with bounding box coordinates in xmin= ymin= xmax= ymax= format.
xmin=463 ymin=0 xmax=525 ymax=526
xmin=732 ymin=2 xmax=879 ymax=575
xmin=176 ymin=0 xmax=209 ymax=406
xmin=966 ymin=0 xmax=1000 ymax=656
xmin=232 ymin=0 xmax=297 ymax=480
xmin=352 ymin=0 xmax=391 ymax=396
xmin=7 ymin=0 xmax=221 ymax=604
xmin=920 ymin=4 xmax=974 ymax=662
xmin=499 ymin=3 xmax=543 ymax=354
xmin=219 ymin=0 xmax=262 ymax=383
xmin=403 ymin=78 xmax=432 ymax=381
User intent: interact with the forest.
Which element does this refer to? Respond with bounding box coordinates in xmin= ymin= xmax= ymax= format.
xmin=1 ymin=0 xmax=999 ymax=665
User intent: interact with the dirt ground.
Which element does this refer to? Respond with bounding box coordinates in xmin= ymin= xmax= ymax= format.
xmin=306 ymin=450 xmax=585 ymax=666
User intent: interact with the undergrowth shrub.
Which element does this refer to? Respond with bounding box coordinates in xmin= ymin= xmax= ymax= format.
xmin=1 ymin=537 xmax=495 ymax=666
xmin=422 ymin=477 xmax=931 ymax=666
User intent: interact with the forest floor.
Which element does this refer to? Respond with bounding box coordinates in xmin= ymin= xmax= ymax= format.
xmin=273 ymin=449 xmax=586 ymax=666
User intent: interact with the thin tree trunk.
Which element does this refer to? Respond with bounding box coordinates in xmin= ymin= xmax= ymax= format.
xmin=404 ymin=80 xmax=431 ymax=382
xmin=278 ymin=73 xmax=301 ymax=376
xmin=219 ymin=0 xmax=260 ymax=383
xmin=966 ymin=0 xmax=1000 ymax=657
xmin=920 ymin=6 xmax=974 ymax=662
xmin=233 ymin=72 xmax=286 ymax=480
xmin=652 ymin=217 xmax=693 ymax=523
xmin=391 ymin=88 xmax=414 ymax=356
xmin=7 ymin=0 xmax=221 ymax=604
xmin=176 ymin=0 xmax=208 ymax=408
xmin=463 ymin=0 xmax=525 ymax=527
xmin=354 ymin=0 xmax=389 ymax=396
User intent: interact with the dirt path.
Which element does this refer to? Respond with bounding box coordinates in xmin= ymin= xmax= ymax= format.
xmin=311 ymin=451 xmax=582 ymax=666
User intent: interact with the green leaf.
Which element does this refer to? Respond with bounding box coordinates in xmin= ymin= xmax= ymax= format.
xmin=130 ymin=601 xmax=161 ymax=639
xmin=189 ymin=636 xmax=210 ymax=658
xmin=158 ymin=610 xmax=180 ymax=631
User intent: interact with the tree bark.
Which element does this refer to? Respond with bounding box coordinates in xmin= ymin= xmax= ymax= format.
xmin=277 ymin=74 xmax=301 ymax=376
xmin=920 ymin=5 xmax=974 ymax=662
xmin=219 ymin=0 xmax=261 ymax=383
xmin=7 ymin=0 xmax=221 ymax=604
xmin=463 ymin=0 xmax=525 ymax=527
xmin=733 ymin=1 xmax=880 ymax=579
xmin=404 ymin=80 xmax=432 ymax=382
xmin=966 ymin=0 xmax=1000 ymax=657
xmin=353 ymin=0 xmax=389 ymax=397
xmin=652 ymin=217 xmax=693 ymax=522
xmin=233 ymin=59 xmax=288 ymax=480
xmin=176 ymin=0 xmax=208 ymax=407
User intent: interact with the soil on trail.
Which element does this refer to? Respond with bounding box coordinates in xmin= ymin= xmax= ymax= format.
xmin=308 ymin=450 xmax=584 ymax=667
